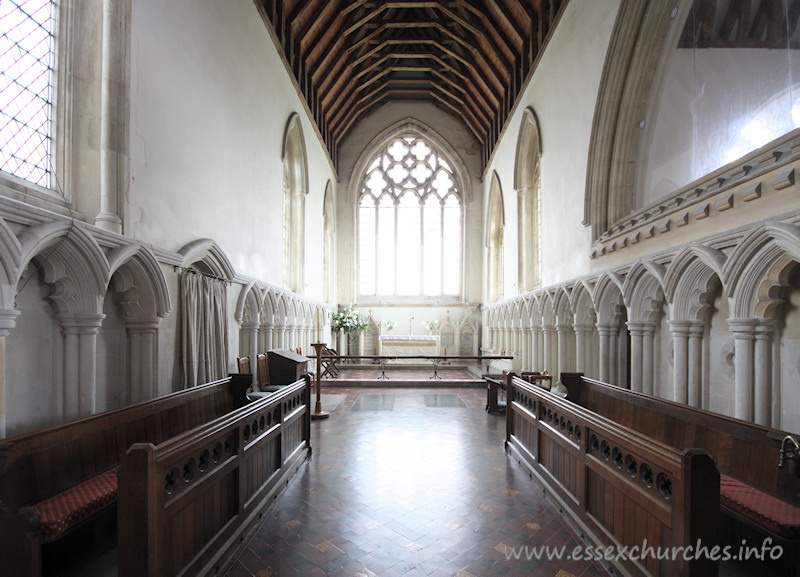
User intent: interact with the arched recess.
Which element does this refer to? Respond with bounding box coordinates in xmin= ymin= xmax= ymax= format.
xmin=102 ymin=244 xmax=171 ymax=406
xmin=571 ymin=281 xmax=598 ymax=378
xmin=666 ymin=246 xmax=727 ymax=412
xmin=554 ymin=286 xmax=575 ymax=376
xmin=323 ymin=181 xmax=335 ymax=303
xmin=584 ymin=0 xmax=678 ymax=240
xmin=594 ymin=272 xmax=629 ymax=388
xmin=515 ymin=107 xmax=542 ymax=293
xmin=236 ymin=282 xmax=262 ymax=386
xmin=486 ymin=172 xmax=505 ymax=304
xmin=623 ymin=262 xmax=667 ymax=396
xmin=11 ymin=222 xmax=110 ymax=428
xmin=724 ymin=223 xmax=800 ymax=428
xmin=177 ymin=239 xmax=234 ymax=388
xmin=283 ymin=113 xmax=308 ymax=293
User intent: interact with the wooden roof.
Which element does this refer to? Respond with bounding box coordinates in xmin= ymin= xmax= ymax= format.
xmin=255 ymin=0 xmax=566 ymax=170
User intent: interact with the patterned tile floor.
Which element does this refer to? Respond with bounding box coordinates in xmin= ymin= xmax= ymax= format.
xmin=220 ymin=388 xmax=608 ymax=577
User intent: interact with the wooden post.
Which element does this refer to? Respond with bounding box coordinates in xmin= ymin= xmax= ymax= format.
xmin=311 ymin=343 xmax=330 ymax=419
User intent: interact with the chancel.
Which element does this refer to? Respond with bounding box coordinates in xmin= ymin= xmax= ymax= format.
xmin=0 ymin=0 xmax=799 ymax=576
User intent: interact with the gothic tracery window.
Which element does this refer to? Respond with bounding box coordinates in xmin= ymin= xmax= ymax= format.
xmin=358 ymin=135 xmax=462 ymax=298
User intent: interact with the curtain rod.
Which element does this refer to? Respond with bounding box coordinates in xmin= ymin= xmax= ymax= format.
xmin=173 ymin=265 xmax=231 ymax=285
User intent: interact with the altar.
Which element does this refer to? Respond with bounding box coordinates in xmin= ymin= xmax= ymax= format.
xmin=378 ymin=335 xmax=440 ymax=362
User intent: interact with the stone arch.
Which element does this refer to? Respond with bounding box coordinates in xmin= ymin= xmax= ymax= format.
xmin=178 ymin=239 xmax=236 ymax=281
xmin=106 ymin=244 xmax=171 ymax=320
xmin=283 ymin=113 xmax=308 ymax=293
xmin=570 ymin=280 xmax=597 ymax=326
xmin=593 ymin=272 xmax=626 ymax=326
xmin=594 ymin=271 xmax=629 ymax=387
xmin=665 ymin=245 xmax=726 ymax=321
xmin=235 ymin=282 xmax=262 ymax=327
xmin=515 ymin=107 xmax=542 ymax=293
xmin=584 ymin=0 xmax=679 ymax=240
xmin=571 ymin=281 xmax=599 ymax=378
xmin=725 ymin=223 xmax=800 ymax=319
xmin=623 ymin=261 xmax=666 ymax=323
xmin=0 ymin=216 xmax=22 ymax=312
xmin=553 ymin=286 xmax=574 ymax=325
xmin=486 ymin=172 xmax=505 ymax=303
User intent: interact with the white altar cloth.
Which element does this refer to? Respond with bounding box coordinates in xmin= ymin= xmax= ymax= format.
xmin=379 ymin=335 xmax=440 ymax=360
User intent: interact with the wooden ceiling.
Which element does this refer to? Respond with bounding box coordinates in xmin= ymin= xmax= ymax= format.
xmin=255 ymin=0 xmax=565 ymax=170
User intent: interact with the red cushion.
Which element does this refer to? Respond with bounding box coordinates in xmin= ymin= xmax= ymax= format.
xmin=34 ymin=467 xmax=118 ymax=536
xmin=720 ymin=473 xmax=800 ymax=539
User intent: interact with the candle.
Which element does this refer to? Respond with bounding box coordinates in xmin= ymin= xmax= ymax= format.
xmin=316 ymin=309 xmax=321 ymax=342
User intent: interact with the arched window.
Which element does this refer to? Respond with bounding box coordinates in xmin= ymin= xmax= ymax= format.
xmin=0 ymin=0 xmax=56 ymax=187
xmin=358 ymin=133 xmax=462 ymax=298
xmin=486 ymin=172 xmax=504 ymax=303
xmin=282 ymin=114 xmax=308 ymax=293
xmin=515 ymin=108 xmax=542 ymax=293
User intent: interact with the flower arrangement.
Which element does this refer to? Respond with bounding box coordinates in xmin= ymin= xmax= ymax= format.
xmin=424 ymin=319 xmax=439 ymax=334
xmin=385 ymin=320 xmax=396 ymax=333
xmin=331 ymin=306 xmax=369 ymax=336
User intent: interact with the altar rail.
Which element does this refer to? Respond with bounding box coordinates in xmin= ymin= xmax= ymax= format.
xmin=118 ymin=376 xmax=311 ymax=577
xmin=506 ymin=374 xmax=718 ymax=577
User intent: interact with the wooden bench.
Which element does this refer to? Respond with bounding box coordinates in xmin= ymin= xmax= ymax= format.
xmin=559 ymin=373 xmax=800 ymax=573
xmin=118 ymin=375 xmax=312 ymax=577
xmin=506 ymin=374 xmax=719 ymax=577
xmin=0 ymin=374 xmax=252 ymax=576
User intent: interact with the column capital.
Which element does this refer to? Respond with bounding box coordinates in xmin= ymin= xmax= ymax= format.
xmin=126 ymin=318 xmax=160 ymax=333
xmin=574 ymin=324 xmax=594 ymax=335
xmin=626 ymin=321 xmax=646 ymax=336
xmin=0 ymin=309 xmax=20 ymax=336
xmin=667 ymin=319 xmax=692 ymax=336
xmin=56 ymin=313 xmax=106 ymax=334
xmin=727 ymin=318 xmax=759 ymax=339
xmin=754 ymin=318 xmax=775 ymax=340
xmin=555 ymin=323 xmax=574 ymax=334
xmin=596 ymin=323 xmax=619 ymax=337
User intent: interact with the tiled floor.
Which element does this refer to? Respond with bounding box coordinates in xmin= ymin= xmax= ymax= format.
xmin=220 ymin=388 xmax=607 ymax=577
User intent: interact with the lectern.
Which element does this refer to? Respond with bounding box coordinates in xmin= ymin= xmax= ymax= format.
xmin=268 ymin=349 xmax=310 ymax=383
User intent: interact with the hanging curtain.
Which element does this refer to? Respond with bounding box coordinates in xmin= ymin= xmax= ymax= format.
xmin=181 ymin=271 xmax=229 ymax=388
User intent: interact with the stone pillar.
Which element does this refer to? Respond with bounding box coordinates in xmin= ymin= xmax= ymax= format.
xmin=642 ymin=324 xmax=656 ymax=396
xmin=58 ymin=314 xmax=105 ymax=420
xmin=627 ymin=322 xmax=645 ymax=393
xmin=127 ymin=319 xmax=159 ymax=403
xmin=542 ymin=325 xmax=556 ymax=375
xmin=574 ymin=325 xmax=591 ymax=374
xmin=274 ymin=324 xmax=285 ymax=349
xmin=531 ymin=325 xmax=541 ymax=370
xmin=242 ymin=322 xmax=259 ymax=385
xmin=754 ymin=320 xmax=774 ymax=426
xmin=0 ymin=310 xmax=20 ymax=438
xmin=95 ymin=0 xmax=124 ymax=233
xmin=259 ymin=323 xmax=273 ymax=352
xmin=669 ymin=320 xmax=691 ymax=404
xmin=728 ymin=319 xmax=757 ymax=422
xmin=512 ymin=327 xmax=522 ymax=371
xmin=520 ymin=327 xmax=530 ymax=371
xmin=597 ymin=324 xmax=617 ymax=383
xmin=687 ymin=322 xmax=705 ymax=408
xmin=556 ymin=324 xmax=573 ymax=377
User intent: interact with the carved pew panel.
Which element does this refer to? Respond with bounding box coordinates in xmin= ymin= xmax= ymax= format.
xmin=506 ymin=375 xmax=719 ymax=577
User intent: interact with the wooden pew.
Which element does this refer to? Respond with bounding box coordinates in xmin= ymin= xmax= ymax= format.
xmin=560 ymin=373 xmax=800 ymax=573
xmin=118 ymin=375 xmax=312 ymax=577
xmin=506 ymin=374 xmax=719 ymax=577
xmin=0 ymin=375 xmax=252 ymax=576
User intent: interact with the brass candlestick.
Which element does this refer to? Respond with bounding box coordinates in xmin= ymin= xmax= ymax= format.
xmin=311 ymin=343 xmax=330 ymax=419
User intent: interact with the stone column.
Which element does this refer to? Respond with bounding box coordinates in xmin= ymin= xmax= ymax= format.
xmin=669 ymin=320 xmax=691 ymax=404
xmin=542 ymin=325 xmax=556 ymax=375
xmin=512 ymin=327 xmax=522 ymax=371
xmin=275 ymin=324 xmax=286 ymax=349
xmin=58 ymin=314 xmax=105 ymax=420
xmin=556 ymin=324 xmax=573 ymax=377
xmin=531 ymin=325 xmax=542 ymax=370
xmin=126 ymin=318 xmax=159 ymax=403
xmin=687 ymin=322 xmax=705 ymax=408
xmin=627 ymin=322 xmax=645 ymax=393
xmin=259 ymin=323 xmax=273 ymax=352
xmin=754 ymin=320 xmax=774 ymax=426
xmin=597 ymin=324 xmax=617 ymax=383
xmin=95 ymin=0 xmax=124 ymax=233
xmin=242 ymin=322 xmax=259 ymax=385
xmin=0 ymin=310 xmax=20 ymax=437
xmin=728 ymin=319 xmax=757 ymax=421
xmin=641 ymin=323 xmax=656 ymax=396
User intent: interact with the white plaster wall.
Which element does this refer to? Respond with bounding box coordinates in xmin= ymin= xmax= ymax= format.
xmin=335 ymin=102 xmax=483 ymax=306
xmin=482 ymin=0 xmax=620 ymax=298
xmin=128 ymin=0 xmax=334 ymax=297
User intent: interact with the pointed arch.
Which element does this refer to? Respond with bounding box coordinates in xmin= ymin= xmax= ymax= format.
xmin=486 ymin=172 xmax=505 ymax=303
xmin=665 ymin=246 xmax=727 ymax=321
xmin=623 ymin=261 xmax=666 ymax=323
xmin=515 ymin=107 xmax=543 ymax=293
xmin=106 ymin=244 xmax=171 ymax=320
xmin=283 ymin=113 xmax=308 ymax=293
xmin=235 ymin=282 xmax=262 ymax=326
xmin=594 ymin=272 xmax=626 ymax=325
xmin=178 ymin=239 xmax=236 ymax=280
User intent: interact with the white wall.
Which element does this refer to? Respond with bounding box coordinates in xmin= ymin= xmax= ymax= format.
xmin=483 ymin=0 xmax=621 ymax=298
xmin=128 ymin=0 xmax=334 ymax=298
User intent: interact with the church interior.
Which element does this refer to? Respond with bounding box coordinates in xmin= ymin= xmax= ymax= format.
xmin=2 ymin=0 xmax=800 ymax=576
